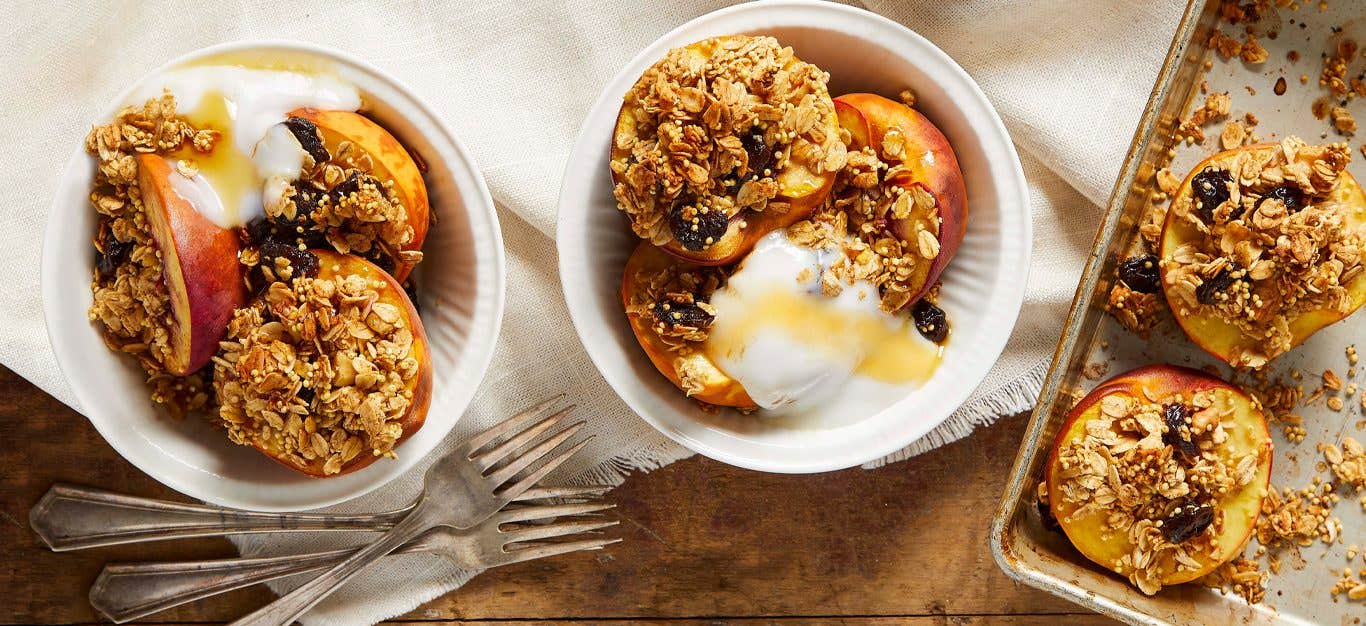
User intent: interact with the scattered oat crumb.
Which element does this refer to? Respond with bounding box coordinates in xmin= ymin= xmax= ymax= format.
xmin=1082 ymin=361 xmax=1109 ymax=381
xmin=1156 ymin=168 xmax=1181 ymax=195
xmin=1323 ymin=436 xmax=1366 ymax=491
xmin=1222 ymin=120 xmax=1249 ymax=149
xmin=1332 ymin=107 xmax=1358 ymax=135
xmin=1240 ymin=34 xmax=1269 ymax=64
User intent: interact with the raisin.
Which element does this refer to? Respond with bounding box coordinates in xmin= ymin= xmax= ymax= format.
xmin=740 ymin=128 xmax=774 ymax=178
xmin=258 ymin=241 xmax=320 ymax=279
xmin=1118 ymin=254 xmax=1161 ymax=294
xmin=1253 ymin=184 xmax=1307 ymax=214
xmin=1037 ymin=500 xmax=1062 ymax=534
xmin=652 ymin=296 xmax=714 ymax=330
xmin=284 ymin=185 xmax=321 ymax=220
xmin=1162 ymin=403 xmax=1199 ymax=458
xmin=668 ymin=202 xmax=729 ymax=251
xmin=912 ymin=300 xmax=949 ymax=344
xmin=283 ymin=116 xmax=331 ymax=164
xmin=1162 ymin=502 xmax=1214 ymax=544
xmin=1195 ymin=268 xmax=1236 ymax=305
xmin=96 ymin=236 xmax=133 ymax=282
xmin=366 ymin=248 xmax=396 ymax=274
xmin=330 ymin=171 xmax=367 ymax=200
xmin=1191 ymin=167 xmax=1233 ymax=223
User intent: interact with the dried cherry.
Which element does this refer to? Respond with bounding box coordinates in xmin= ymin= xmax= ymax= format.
xmin=668 ymin=202 xmax=729 ymax=251
xmin=912 ymin=300 xmax=949 ymax=344
xmin=1195 ymin=268 xmax=1236 ymax=305
xmin=329 ymin=171 xmax=383 ymax=202
xmin=1162 ymin=403 xmax=1199 ymax=458
xmin=96 ymin=236 xmax=133 ymax=282
xmin=258 ymin=241 xmax=320 ymax=279
xmin=1191 ymin=167 xmax=1233 ymax=223
xmin=1253 ymin=184 xmax=1307 ymax=214
xmin=1118 ymin=254 xmax=1161 ymax=294
xmin=283 ymin=116 xmax=331 ymax=164
xmin=1162 ymin=502 xmax=1214 ymax=544
xmin=652 ymin=296 xmax=714 ymax=330
xmin=740 ymin=128 xmax=774 ymax=178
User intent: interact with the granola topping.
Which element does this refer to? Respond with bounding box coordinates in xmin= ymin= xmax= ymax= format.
xmin=86 ymin=93 xmax=217 ymax=416
xmin=213 ymin=265 xmax=420 ymax=475
xmin=1163 ymin=137 xmax=1365 ymax=367
xmin=610 ymin=35 xmax=845 ymax=249
xmin=1051 ymin=389 xmax=1268 ymax=594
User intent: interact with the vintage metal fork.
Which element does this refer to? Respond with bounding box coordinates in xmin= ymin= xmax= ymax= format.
xmin=230 ymin=397 xmax=595 ymax=626
xmin=29 ymin=396 xmax=577 ymax=551
xmin=89 ymin=497 xmax=619 ymax=623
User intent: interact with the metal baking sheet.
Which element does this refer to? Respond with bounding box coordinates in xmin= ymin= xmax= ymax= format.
xmin=991 ymin=0 xmax=1366 ymax=624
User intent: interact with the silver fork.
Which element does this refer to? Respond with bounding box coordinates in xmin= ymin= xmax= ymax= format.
xmin=89 ymin=497 xmax=619 ymax=623
xmin=230 ymin=398 xmax=595 ymax=626
xmin=29 ymin=396 xmax=576 ymax=551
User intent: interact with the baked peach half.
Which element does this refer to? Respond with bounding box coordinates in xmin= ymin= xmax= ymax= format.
xmin=1160 ymin=139 xmax=1366 ymax=368
xmin=610 ymin=35 xmax=843 ymax=266
xmin=834 ymin=93 xmax=967 ymax=303
xmin=136 ymin=154 xmax=246 ymax=375
xmin=622 ymin=242 xmax=754 ymax=408
xmin=1044 ymin=365 xmax=1272 ymax=594
xmin=215 ymin=249 xmax=432 ymax=477
xmin=286 ymin=108 xmax=430 ymax=282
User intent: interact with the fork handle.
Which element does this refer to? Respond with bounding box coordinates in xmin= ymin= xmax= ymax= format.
xmin=230 ymin=500 xmax=437 ymax=626
xmin=29 ymin=484 xmax=411 ymax=551
xmin=90 ymin=548 xmax=359 ymax=623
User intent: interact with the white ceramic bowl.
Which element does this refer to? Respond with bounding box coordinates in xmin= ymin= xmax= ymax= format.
xmin=42 ymin=41 xmax=504 ymax=511
xmin=558 ymin=0 xmax=1030 ymax=472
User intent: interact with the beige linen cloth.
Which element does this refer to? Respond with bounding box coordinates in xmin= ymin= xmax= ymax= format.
xmin=0 ymin=0 xmax=1184 ymax=623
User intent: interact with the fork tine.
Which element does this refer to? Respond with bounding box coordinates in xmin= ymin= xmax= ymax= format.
xmin=513 ymin=485 xmax=613 ymax=501
xmin=471 ymin=407 xmax=574 ymax=471
xmin=461 ymin=395 xmax=565 ymax=455
xmin=497 ymin=436 xmax=593 ymax=502
xmin=486 ymin=422 xmax=585 ymax=487
xmin=496 ymin=537 xmax=622 ymax=566
xmin=497 ymin=501 xmax=615 ymax=523
xmin=503 ymin=519 xmax=619 ymax=543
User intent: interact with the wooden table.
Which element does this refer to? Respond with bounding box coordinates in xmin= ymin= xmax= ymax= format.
xmin=0 ymin=365 xmax=1116 ymax=625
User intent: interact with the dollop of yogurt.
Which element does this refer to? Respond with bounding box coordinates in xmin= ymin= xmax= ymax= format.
xmin=704 ymin=231 xmax=942 ymax=426
xmin=129 ymin=65 xmax=361 ymax=228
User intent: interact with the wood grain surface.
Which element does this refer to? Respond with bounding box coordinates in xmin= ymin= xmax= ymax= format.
xmin=0 ymin=365 xmax=1115 ymax=625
